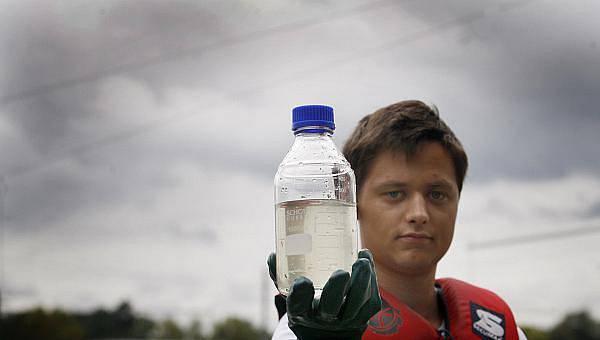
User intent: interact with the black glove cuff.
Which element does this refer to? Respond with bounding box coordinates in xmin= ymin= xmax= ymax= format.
xmin=274 ymin=294 xmax=287 ymax=320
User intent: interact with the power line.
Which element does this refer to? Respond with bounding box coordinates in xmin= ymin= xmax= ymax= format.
xmin=3 ymin=0 xmax=538 ymax=183
xmin=467 ymin=224 xmax=600 ymax=250
xmin=0 ymin=0 xmax=400 ymax=105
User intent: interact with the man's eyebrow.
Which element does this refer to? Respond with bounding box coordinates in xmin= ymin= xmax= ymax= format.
xmin=429 ymin=180 xmax=455 ymax=188
xmin=373 ymin=181 xmax=408 ymax=189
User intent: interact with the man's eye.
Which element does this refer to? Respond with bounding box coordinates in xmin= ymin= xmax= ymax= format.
xmin=429 ymin=191 xmax=446 ymax=201
xmin=387 ymin=191 xmax=401 ymax=199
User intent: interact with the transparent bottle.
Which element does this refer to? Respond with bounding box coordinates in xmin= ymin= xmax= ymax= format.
xmin=274 ymin=105 xmax=358 ymax=295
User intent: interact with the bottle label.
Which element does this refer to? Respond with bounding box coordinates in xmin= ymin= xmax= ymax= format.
xmin=286 ymin=233 xmax=312 ymax=255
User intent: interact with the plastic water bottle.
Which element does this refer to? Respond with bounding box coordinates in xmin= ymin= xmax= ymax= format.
xmin=274 ymin=105 xmax=358 ymax=295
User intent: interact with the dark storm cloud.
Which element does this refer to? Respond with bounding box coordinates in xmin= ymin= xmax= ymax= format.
xmin=393 ymin=0 xmax=600 ymax=181
xmin=1 ymin=1 xmax=230 ymax=146
xmin=0 ymin=1 xmax=281 ymax=234
xmin=584 ymin=202 xmax=600 ymax=219
xmin=3 ymin=283 xmax=38 ymax=300
xmin=2 ymin=0 xmax=599 ymax=233
xmin=2 ymin=137 xmax=278 ymax=233
xmin=1 ymin=1 xmax=240 ymax=99
xmin=0 ymin=0 xmax=297 ymax=181
xmin=4 ymin=156 xmax=170 ymax=233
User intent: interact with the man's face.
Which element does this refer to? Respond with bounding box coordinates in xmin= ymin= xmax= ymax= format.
xmin=357 ymin=142 xmax=460 ymax=276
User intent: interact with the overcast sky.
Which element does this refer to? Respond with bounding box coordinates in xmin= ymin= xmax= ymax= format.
xmin=1 ymin=0 xmax=599 ymax=331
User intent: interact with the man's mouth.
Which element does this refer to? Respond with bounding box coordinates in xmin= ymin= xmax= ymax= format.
xmin=395 ymin=232 xmax=433 ymax=243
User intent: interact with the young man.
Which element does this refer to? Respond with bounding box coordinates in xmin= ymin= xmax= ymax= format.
xmin=270 ymin=100 xmax=527 ymax=339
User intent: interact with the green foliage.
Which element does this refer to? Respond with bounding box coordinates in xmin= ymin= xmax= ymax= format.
xmin=131 ymin=316 xmax=157 ymax=338
xmin=521 ymin=325 xmax=549 ymax=340
xmin=76 ymin=300 xmax=155 ymax=338
xmin=4 ymin=303 xmax=600 ymax=340
xmin=519 ymin=311 xmax=600 ymax=340
xmin=187 ymin=319 xmax=205 ymax=340
xmin=210 ymin=317 xmax=270 ymax=340
xmin=0 ymin=302 xmax=269 ymax=340
xmin=152 ymin=318 xmax=184 ymax=339
xmin=0 ymin=307 xmax=86 ymax=340
xmin=549 ymin=311 xmax=600 ymax=340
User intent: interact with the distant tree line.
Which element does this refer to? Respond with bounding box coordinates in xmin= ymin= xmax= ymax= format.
xmin=1 ymin=301 xmax=599 ymax=340
xmin=0 ymin=301 xmax=270 ymax=340
xmin=521 ymin=311 xmax=600 ymax=340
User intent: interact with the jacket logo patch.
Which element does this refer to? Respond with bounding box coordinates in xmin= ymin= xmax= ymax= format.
xmin=470 ymin=302 xmax=505 ymax=340
xmin=367 ymin=299 xmax=403 ymax=335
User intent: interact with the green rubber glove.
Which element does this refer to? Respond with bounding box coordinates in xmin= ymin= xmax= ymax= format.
xmin=267 ymin=253 xmax=287 ymax=319
xmin=267 ymin=250 xmax=382 ymax=340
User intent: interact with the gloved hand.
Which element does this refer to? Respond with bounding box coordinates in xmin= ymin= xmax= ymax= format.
xmin=267 ymin=252 xmax=288 ymax=320
xmin=267 ymin=250 xmax=382 ymax=340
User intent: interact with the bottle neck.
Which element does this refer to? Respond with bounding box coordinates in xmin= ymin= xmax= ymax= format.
xmin=293 ymin=126 xmax=334 ymax=136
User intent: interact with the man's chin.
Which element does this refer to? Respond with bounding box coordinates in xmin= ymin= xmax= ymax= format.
xmin=389 ymin=256 xmax=437 ymax=276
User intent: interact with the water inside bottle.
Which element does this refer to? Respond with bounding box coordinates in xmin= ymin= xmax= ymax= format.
xmin=275 ymin=199 xmax=358 ymax=295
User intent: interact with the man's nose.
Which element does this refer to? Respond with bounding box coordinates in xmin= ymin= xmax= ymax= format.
xmin=405 ymin=194 xmax=429 ymax=225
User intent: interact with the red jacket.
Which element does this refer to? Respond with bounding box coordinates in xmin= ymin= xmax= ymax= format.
xmin=363 ymin=278 xmax=519 ymax=340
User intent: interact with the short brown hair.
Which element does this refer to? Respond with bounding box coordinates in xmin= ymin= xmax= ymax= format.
xmin=342 ymin=100 xmax=468 ymax=194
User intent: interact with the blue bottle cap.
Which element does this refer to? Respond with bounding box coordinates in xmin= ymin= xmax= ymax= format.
xmin=292 ymin=105 xmax=335 ymax=132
